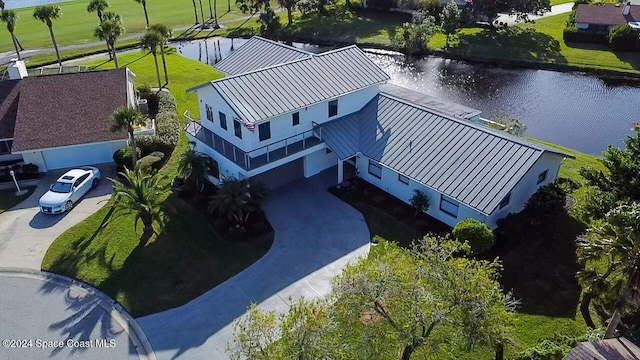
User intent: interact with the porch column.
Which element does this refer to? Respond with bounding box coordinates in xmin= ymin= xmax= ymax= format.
xmin=337 ymin=158 xmax=344 ymax=184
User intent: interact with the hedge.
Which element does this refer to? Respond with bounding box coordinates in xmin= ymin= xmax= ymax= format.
xmin=563 ymin=27 xmax=608 ymax=45
xmin=452 ymin=218 xmax=495 ymax=254
xmin=136 ymin=152 xmax=165 ymax=173
xmin=136 ymin=91 xmax=180 ymax=157
xmin=113 ymin=147 xmax=142 ymax=169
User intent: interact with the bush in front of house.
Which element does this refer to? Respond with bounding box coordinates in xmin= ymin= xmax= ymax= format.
xmin=609 ymin=24 xmax=640 ymax=52
xmin=136 ymin=152 xmax=165 ymax=173
xmin=525 ymin=182 xmax=567 ymax=220
xmin=409 ymin=189 xmax=430 ymax=217
xmin=136 ymin=83 xmax=152 ymax=95
xmin=562 ymin=27 xmax=608 ymax=45
xmin=113 ymin=147 xmax=141 ymax=169
xmin=136 ymin=91 xmax=180 ymax=157
xmin=452 ymin=218 xmax=495 ymax=254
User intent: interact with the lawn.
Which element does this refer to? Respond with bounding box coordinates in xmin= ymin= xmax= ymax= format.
xmin=0 ymin=0 xmax=250 ymax=53
xmin=0 ymin=187 xmax=34 ymax=214
xmin=550 ymin=0 xmax=573 ymax=5
xmin=334 ymin=141 xmax=604 ymax=358
xmin=41 ymin=52 xmax=274 ymax=317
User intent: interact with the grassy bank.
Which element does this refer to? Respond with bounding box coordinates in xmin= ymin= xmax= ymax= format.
xmin=41 ymin=52 xmax=274 ymax=317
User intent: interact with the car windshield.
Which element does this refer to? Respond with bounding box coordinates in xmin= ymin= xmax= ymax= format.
xmin=50 ymin=182 xmax=72 ymax=193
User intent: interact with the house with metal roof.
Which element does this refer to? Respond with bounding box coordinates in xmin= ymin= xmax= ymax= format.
xmin=185 ymin=36 xmax=573 ymax=228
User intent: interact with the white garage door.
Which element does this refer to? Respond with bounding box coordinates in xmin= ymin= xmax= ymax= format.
xmin=42 ymin=141 xmax=125 ymax=171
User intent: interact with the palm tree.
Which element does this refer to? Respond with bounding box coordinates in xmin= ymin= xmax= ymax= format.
xmin=0 ymin=1 xmax=4 ymax=10
xmin=109 ymin=168 xmax=168 ymax=246
xmin=577 ymin=203 xmax=640 ymax=336
xmin=112 ymin=107 xmax=146 ymax=168
xmin=178 ymin=149 xmax=218 ymax=193
xmin=207 ymin=177 xmax=269 ymax=226
xmin=191 ymin=0 xmax=199 ymax=24
xmin=33 ymin=5 xmax=62 ymax=67
xmin=1 ymin=10 xmax=20 ymax=60
xmin=149 ymin=23 xmax=171 ymax=85
xmin=208 ymin=0 xmax=213 ymax=18
xmin=134 ymin=0 xmax=150 ymax=28
xmin=94 ymin=15 xmax=124 ymax=68
xmin=87 ymin=0 xmax=109 ymax=22
xmin=140 ymin=29 xmax=163 ymax=88
xmin=198 ymin=0 xmax=205 ymax=27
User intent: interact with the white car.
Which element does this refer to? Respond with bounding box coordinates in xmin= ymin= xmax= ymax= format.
xmin=39 ymin=167 xmax=101 ymax=214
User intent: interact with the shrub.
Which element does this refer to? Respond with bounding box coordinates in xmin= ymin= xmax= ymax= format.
xmin=157 ymin=91 xmax=177 ymax=114
xmin=214 ymin=218 xmax=230 ymax=231
xmin=136 ymin=110 xmax=180 ymax=156
xmin=136 ymin=83 xmax=152 ymax=95
xmin=563 ymin=27 xmax=608 ymax=45
xmin=452 ymin=218 xmax=495 ymax=254
xmin=113 ymin=147 xmax=141 ymax=169
xmin=512 ymin=339 xmax=569 ymax=360
xmin=556 ymin=177 xmax=580 ymax=194
xmin=409 ymin=189 xmax=430 ymax=217
xmin=136 ymin=153 xmax=164 ymax=173
xmin=609 ymin=24 xmax=640 ymax=51
xmin=525 ymin=182 xmax=567 ymax=219
xmin=21 ymin=163 xmax=39 ymax=174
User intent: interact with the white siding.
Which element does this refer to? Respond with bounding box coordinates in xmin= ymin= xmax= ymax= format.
xmin=486 ymin=152 xmax=565 ymax=228
xmin=304 ymin=147 xmax=338 ymax=178
xmin=40 ymin=141 xmax=126 ymax=171
xmin=195 ymin=86 xmax=251 ymax=151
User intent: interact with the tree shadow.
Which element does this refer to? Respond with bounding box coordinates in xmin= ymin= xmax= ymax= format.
xmin=483 ymin=211 xmax=586 ymax=318
xmin=451 ymin=27 xmax=567 ymax=65
xmin=614 ymin=51 xmax=640 ymax=71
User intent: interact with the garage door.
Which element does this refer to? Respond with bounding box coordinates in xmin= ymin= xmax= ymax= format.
xmin=42 ymin=142 xmax=125 ymax=171
xmin=252 ymin=158 xmax=304 ymax=190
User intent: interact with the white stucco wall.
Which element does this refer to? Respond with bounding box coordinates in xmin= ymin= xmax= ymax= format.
xmin=486 ymin=152 xmax=565 ymax=228
xmin=354 ymin=155 xmax=485 ymax=229
xmin=21 ymin=151 xmax=47 ymax=172
xmin=304 ymin=147 xmax=338 ymax=178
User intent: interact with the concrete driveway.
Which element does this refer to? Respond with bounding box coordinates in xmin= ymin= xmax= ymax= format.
xmin=138 ymin=168 xmax=371 ymax=359
xmin=0 ymin=164 xmax=115 ymax=270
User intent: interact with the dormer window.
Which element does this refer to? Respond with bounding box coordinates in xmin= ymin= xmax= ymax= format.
xmin=328 ymin=100 xmax=338 ymax=118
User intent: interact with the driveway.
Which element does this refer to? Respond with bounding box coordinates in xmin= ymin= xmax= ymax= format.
xmin=0 ymin=164 xmax=115 ymax=270
xmin=494 ymin=2 xmax=575 ymax=27
xmin=138 ymin=168 xmax=371 ymax=359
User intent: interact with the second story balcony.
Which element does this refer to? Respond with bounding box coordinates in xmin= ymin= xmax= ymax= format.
xmin=184 ymin=111 xmax=322 ymax=171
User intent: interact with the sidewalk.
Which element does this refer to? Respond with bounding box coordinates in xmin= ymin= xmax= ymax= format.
xmin=493 ymin=2 xmax=574 ymax=27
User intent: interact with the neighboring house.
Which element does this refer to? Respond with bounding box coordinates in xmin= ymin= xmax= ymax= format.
xmin=565 ymin=337 xmax=640 ymax=359
xmin=185 ymin=36 xmax=573 ymax=228
xmin=575 ymin=2 xmax=640 ymax=32
xmin=0 ymin=61 xmax=147 ymax=172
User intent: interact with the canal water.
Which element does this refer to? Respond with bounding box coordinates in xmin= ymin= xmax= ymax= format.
xmin=174 ymin=37 xmax=640 ymax=156
xmin=3 ymin=0 xmax=73 ymax=10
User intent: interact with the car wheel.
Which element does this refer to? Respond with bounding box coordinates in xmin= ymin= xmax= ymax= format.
xmin=92 ymin=178 xmax=100 ymax=189
xmin=65 ymin=201 xmax=73 ymax=212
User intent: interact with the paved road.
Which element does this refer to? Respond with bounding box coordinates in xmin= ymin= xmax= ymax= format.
xmin=0 ymin=164 xmax=114 ymax=270
xmin=494 ymin=2 xmax=575 ymax=27
xmin=0 ymin=269 xmax=153 ymax=360
xmin=138 ymin=168 xmax=371 ymax=359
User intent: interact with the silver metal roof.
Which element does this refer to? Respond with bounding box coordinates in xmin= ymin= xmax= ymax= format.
xmin=318 ymin=94 xmax=572 ymax=215
xmin=380 ymin=83 xmax=482 ymax=119
xmin=214 ymin=36 xmax=313 ymax=75
xmin=209 ymin=46 xmax=390 ymax=123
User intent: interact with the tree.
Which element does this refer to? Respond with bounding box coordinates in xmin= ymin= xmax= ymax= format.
xmin=0 ymin=1 xmax=4 ymax=10
xmin=440 ymin=0 xmax=461 ymax=48
xmin=111 ymin=107 xmax=146 ymax=168
xmin=452 ymin=218 xmax=495 ymax=254
xmin=109 ymin=168 xmax=169 ymax=246
xmin=333 ymin=238 xmax=517 ymax=360
xmin=609 ymin=24 xmax=640 ymax=52
xmin=149 ymin=23 xmax=171 ymax=85
xmin=178 ymin=149 xmax=218 ymax=193
xmin=140 ymin=29 xmax=164 ymax=88
xmin=94 ymin=14 xmax=124 ymax=68
xmin=134 ymin=0 xmax=150 ymax=28
xmin=409 ymin=189 xmax=430 ymax=217
xmin=207 ymin=177 xmax=269 ymax=226
xmin=278 ymin=0 xmax=300 ymax=25
xmin=258 ymin=8 xmax=281 ymax=39
xmin=1 ymin=10 xmax=20 ymax=60
xmin=525 ymin=182 xmax=567 ymax=221
xmin=236 ymin=0 xmax=270 ymax=13
xmin=191 ymin=0 xmax=199 ymax=24
xmin=577 ymin=203 xmax=640 ymax=335
xmin=391 ymin=11 xmax=438 ymax=55
xmin=33 ymin=5 xmax=62 ymax=67
xmin=87 ymin=0 xmax=109 ymax=22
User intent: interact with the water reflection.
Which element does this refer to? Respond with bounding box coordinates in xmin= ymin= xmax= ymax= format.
xmin=173 ymin=38 xmax=640 ymax=155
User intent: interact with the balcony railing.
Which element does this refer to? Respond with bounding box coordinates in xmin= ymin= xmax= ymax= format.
xmin=184 ymin=110 xmax=322 ymax=171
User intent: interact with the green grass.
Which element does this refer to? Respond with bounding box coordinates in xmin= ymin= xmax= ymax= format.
xmin=0 ymin=0 xmax=250 ymax=53
xmin=41 ymin=52 xmax=274 ymax=317
xmin=0 ymin=187 xmax=34 ymax=214
xmin=550 ymin=0 xmax=573 ymax=5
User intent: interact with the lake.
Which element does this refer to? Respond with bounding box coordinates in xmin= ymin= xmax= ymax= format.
xmin=4 ymin=0 xmax=72 ymax=10
xmin=174 ymin=38 xmax=640 ymax=156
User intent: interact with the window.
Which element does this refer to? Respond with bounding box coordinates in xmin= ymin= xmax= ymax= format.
xmin=499 ymin=193 xmax=510 ymax=209
xmin=234 ymin=119 xmax=242 ymax=139
xmin=368 ymin=160 xmax=382 ymax=179
xmin=258 ymin=122 xmax=271 ymax=142
xmin=219 ymin=112 xmax=227 ymax=130
xmin=206 ymin=105 xmax=214 ymax=122
xmin=74 ymin=174 xmax=90 ymax=188
xmin=328 ymin=100 xmax=338 ymax=117
xmin=537 ymin=169 xmax=548 ymax=184
xmin=292 ymin=112 xmax=300 ymax=126
xmin=325 ymin=148 xmax=333 ymax=154
xmin=440 ymin=196 xmax=459 ymax=218
xmin=398 ymin=174 xmax=410 ymax=185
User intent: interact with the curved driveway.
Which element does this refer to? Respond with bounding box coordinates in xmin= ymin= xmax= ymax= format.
xmin=0 ymin=165 xmax=114 ymax=270
xmin=138 ymin=169 xmax=371 ymax=359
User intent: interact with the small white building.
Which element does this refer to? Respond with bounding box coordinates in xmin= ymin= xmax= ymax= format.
xmin=185 ymin=36 xmax=573 ymax=228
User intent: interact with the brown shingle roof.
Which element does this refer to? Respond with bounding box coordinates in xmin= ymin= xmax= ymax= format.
xmin=0 ymin=80 xmax=22 ymax=140
xmin=575 ymin=3 xmax=640 ymax=26
xmin=10 ymin=68 xmax=129 ymax=153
